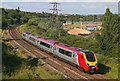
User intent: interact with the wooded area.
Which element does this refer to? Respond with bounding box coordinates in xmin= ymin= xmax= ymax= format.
xmin=2 ymin=8 xmax=120 ymax=58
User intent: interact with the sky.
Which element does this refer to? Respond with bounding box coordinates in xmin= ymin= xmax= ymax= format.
xmin=1 ymin=0 xmax=120 ymax=15
xmin=118 ymin=1 xmax=120 ymax=14
xmin=1 ymin=0 xmax=120 ymax=2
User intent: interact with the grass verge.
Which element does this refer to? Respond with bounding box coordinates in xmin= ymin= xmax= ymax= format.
xmin=2 ymin=30 xmax=66 ymax=79
xmin=96 ymin=55 xmax=118 ymax=79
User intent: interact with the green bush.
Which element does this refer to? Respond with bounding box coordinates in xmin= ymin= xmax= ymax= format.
xmin=26 ymin=55 xmax=32 ymax=59
xmin=37 ymin=59 xmax=42 ymax=66
xmin=57 ymin=73 xmax=65 ymax=79
xmin=32 ymin=68 xmax=36 ymax=74
xmin=2 ymin=42 xmax=27 ymax=78
xmin=27 ymin=72 xmax=32 ymax=79
xmin=20 ymin=50 xmax=25 ymax=54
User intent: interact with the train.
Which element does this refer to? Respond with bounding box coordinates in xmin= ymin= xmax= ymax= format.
xmin=22 ymin=31 xmax=98 ymax=73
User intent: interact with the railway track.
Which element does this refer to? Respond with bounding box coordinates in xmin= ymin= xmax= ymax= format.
xmin=8 ymin=26 xmax=114 ymax=81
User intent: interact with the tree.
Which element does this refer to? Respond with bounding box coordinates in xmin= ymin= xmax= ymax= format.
xmin=17 ymin=7 xmax=20 ymax=12
xmin=95 ymin=8 xmax=120 ymax=57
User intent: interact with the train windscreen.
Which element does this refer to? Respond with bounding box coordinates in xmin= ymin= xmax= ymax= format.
xmin=85 ymin=52 xmax=95 ymax=62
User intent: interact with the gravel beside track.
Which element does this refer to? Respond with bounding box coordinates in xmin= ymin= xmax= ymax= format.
xmin=8 ymin=26 xmax=114 ymax=81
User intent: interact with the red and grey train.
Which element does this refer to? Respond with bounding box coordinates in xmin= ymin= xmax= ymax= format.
xmin=22 ymin=31 xmax=98 ymax=73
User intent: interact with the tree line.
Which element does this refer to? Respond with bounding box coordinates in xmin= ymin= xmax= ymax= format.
xmin=2 ymin=8 xmax=53 ymax=29
xmin=2 ymin=8 xmax=120 ymax=58
xmin=60 ymin=14 xmax=103 ymax=22
xmin=2 ymin=8 xmax=103 ymax=29
xmin=95 ymin=8 xmax=120 ymax=58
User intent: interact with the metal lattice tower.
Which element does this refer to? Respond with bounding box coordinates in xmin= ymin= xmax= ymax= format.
xmin=49 ymin=2 xmax=61 ymax=39
xmin=50 ymin=2 xmax=60 ymax=15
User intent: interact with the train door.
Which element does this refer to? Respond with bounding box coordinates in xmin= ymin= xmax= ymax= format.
xmin=52 ymin=45 xmax=55 ymax=54
xmin=36 ymin=40 xmax=39 ymax=46
xmin=73 ymin=52 xmax=79 ymax=65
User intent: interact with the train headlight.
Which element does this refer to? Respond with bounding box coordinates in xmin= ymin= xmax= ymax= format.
xmin=95 ymin=63 xmax=98 ymax=67
xmin=86 ymin=63 xmax=89 ymax=67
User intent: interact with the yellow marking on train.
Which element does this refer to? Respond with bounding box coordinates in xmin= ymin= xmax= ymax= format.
xmin=81 ymin=52 xmax=98 ymax=67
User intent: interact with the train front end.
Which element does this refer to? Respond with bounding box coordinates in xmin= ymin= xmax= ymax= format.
xmin=81 ymin=50 xmax=98 ymax=73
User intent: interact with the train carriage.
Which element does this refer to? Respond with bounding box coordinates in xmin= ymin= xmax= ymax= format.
xmin=54 ymin=43 xmax=79 ymax=64
xmin=36 ymin=37 xmax=55 ymax=53
xmin=22 ymin=31 xmax=37 ymax=45
xmin=22 ymin=31 xmax=29 ymax=40
xmin=22 ymin=31 xmax=98 ymax=73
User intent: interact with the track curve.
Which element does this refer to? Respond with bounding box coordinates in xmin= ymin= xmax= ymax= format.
xmin=8 ymin=25 xmax=114 ymax=81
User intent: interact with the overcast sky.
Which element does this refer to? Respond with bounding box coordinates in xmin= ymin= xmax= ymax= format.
xmin=2 ymin=0 xmax=120 ymax=15
xmin=1 ymin=0 xmax=120 ymax=2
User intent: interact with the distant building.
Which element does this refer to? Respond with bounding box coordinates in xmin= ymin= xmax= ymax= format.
xmin=62 ymin=14 xmax=69 ymax=16
xmin=32 ymin=11 xmax=44 ymax=14
xmin=87 ymin=27 xmax=95 ymax=31
xmin=97 ymin=26 xmax=102 ymax=30
xmin=74 ymin=22 xmax=80 ymax=24
xmin=83 ymin=22 xmax=102 ymax=25
xmin=63 ymin=21 xmax=72 ymax=25
xmin=90 ymin=31 xmax=101 ymax=35
xmin=59 ymin=14 xmax=70 ymax=16
xmin=63 ymin=27 xmax=71 ymax=31
xmin=86 ymin=27 xmax=98 ymax=31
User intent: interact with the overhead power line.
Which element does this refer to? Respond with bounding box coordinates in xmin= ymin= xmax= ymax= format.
xmin=50 ymin=2 xmax=60 ymax=15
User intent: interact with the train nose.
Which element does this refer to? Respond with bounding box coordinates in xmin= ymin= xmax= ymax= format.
xmin=90 ymin=67 xmax=95 ymax=73
xmin=89 ymin=62 xmax=95 ymax=66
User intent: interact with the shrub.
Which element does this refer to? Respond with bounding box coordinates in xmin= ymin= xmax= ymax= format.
xmin=20 ymin=50 xmax=25 ymax=54
xmin=37 ymin=59 xmax=42 ymax=66
xmin=27 ymin=72 xmax=32 ymax=79
xmin=57 ymin=73 xmax=65 ymax=79
xmin=26 ymin=55 xmax=32 ymax=59
xmin=32 ymin=68 xmax=36 ymax=74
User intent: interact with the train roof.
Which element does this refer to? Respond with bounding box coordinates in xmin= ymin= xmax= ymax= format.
xmin=37 ymin=37 xmax=55 ymax=44
xmin=23 ymin=31 xmax=55 ymax=44
xmin=55 ymin=42 xmax=83 ymax=52
xmin=23 ymin=31 xmax=84 ymax=52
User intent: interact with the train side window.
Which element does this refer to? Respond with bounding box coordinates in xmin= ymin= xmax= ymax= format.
xmin=66 ymin=51 xmax=72 ymax=57
xmin=40 ymin=41 xmax=50 ymax=48
xmin=59 ymin=48 xmax=72 ymax=57
xmin=46 ymin=43 xmax=49 ymax=48
xmin=23 ymin=34 xmax=26 ymax=37
xmin=59 ymin=48 xmax=65 ymax=54
xmin=29 ymin=37 xmax=35 ymax=42
xmin=81 ymin=55 xmax=83 ymax=59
